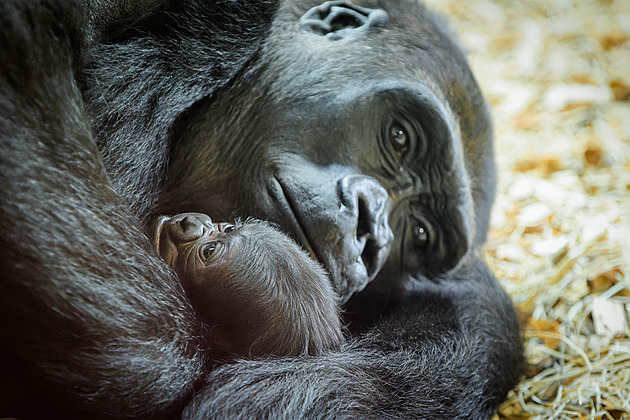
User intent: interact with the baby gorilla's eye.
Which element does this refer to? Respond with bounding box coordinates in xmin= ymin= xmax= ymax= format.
xmin=200 ymin=242 xmax=223 ymax=262
xmin=389 ymin=124 xmax=408 ymax=155
xmin=223 ymin=224 xmax=235 ymax=233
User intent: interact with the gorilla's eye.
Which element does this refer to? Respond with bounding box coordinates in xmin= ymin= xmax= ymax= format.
xmin=389 ymin=124 xmax=409 ymax=155
xmin=200 ymin=242 xmax=223 ymax=262
xmin=223 ymin=224 xmax=235 ymax=233
xmin=412 ymin=223 xmax=429 ymax=248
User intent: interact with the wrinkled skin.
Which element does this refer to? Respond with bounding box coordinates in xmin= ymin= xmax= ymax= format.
xmin=155 ymin=213 xmax=343 ymax=358
xmin=0 ymin=0 xmax=523 ymax=418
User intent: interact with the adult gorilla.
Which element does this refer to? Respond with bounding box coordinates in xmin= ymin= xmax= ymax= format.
xmin=0 ymin=0 xmax=523 ymax=418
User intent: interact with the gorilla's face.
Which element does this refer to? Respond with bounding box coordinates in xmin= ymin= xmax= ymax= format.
xmin=164 ymin=0 xmax=495 ymax=302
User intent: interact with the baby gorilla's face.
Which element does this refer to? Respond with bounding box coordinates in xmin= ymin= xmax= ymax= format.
xmin=155 ymin=212 xmax=235 ymax=276
xmin=153 ymin=212 xmax=343 ymax=358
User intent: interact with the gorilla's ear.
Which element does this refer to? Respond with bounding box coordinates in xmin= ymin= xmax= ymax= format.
xmin=300 ymin=1 xmax=388 ymax=41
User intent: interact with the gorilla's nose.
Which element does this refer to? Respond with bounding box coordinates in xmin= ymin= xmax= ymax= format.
xmin=338 ymin=175 xmax=394 ymax=282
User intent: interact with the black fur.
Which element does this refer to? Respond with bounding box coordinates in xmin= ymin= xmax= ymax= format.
xmin=0 ymin=0 xmax=523 ymax=418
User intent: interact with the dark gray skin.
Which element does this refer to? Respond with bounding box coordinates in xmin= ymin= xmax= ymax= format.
xmin=155 ymin=213 xmax=343 ymax=358
xmin=0 ymin=0 xmax=523 ymax=419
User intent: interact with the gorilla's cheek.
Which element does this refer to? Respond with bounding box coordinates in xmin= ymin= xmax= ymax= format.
xmin=265 ymin=155 xmax=393 ymax=302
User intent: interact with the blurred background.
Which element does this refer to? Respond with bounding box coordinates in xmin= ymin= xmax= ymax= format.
xmin=423 ymin=0 xmax=630 ymax=418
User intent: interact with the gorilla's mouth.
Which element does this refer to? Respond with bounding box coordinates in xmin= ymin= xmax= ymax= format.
xmin=268 ymin=173 xmax=395 ymax=302
xmin=269 ymin=176 xmax=321 ymax=264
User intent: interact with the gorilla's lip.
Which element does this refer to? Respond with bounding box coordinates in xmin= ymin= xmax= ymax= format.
xmin=270 ymin=176 xmax=321 ymax=263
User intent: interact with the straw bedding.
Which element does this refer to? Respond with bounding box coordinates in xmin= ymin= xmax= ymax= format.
xmin=424 ymin=0 xmax=630 ymax=418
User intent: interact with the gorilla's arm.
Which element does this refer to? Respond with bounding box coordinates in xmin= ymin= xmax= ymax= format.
xmin=0 ymin=2 xmax=206 ymax=417
xmin=183 ymin=257 xmax=523 ymax=419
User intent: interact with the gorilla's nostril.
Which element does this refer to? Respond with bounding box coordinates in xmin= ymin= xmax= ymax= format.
xmin=361 ymin=238 xmax=378 ymax=279
xmin=356 ymin=195 xmax=372 ymax=239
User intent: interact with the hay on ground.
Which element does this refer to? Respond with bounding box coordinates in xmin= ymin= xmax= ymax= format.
xmin=423 ymin=0 xmax=630 ymax=418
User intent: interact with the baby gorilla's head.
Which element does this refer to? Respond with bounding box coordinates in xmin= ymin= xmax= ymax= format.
xmin=155 ymin=212 xmax=343 ymax=358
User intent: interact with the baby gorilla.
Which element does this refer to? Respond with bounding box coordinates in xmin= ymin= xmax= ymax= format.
xmin=154 ymin=212 xmax=343 ymax=358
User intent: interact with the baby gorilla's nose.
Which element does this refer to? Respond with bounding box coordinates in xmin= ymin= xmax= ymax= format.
xmin=175 ymin=216 xmax=202 ymax=240
xmin=169 ymin=212 xmax=215 ymax=242
xmin=178 ymin=216 xmax=194 ymax=233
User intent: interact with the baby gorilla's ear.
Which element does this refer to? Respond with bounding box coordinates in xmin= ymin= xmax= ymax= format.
xmin=154 ymin=216 xmax=181 ymax=266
